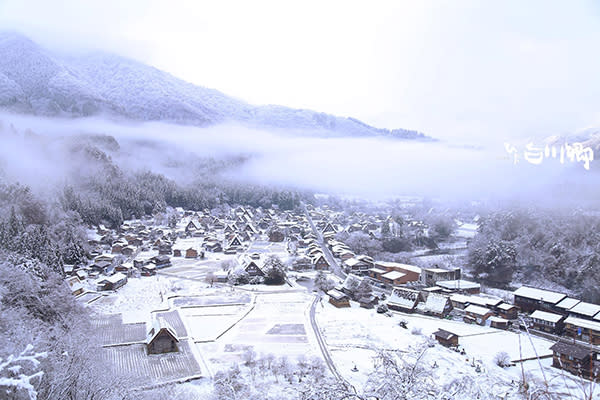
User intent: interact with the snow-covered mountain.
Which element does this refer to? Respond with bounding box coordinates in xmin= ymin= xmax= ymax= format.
xmin=0 ymin=31 xmax=433 ymax=140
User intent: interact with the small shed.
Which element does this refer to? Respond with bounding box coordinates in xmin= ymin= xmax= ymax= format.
xmin=327 ymin=289 xmax=350 ymax=308
xmin=147 ymin=317 xmax=179 ymax=354
xmin=185 ymin=248 xmax=198 ymax=258
xmin=433 ymin=329 xmax=459 ymax=347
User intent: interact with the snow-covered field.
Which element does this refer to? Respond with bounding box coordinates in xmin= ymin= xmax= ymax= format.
xmin=316 ymin=300 xmax=599 ymax=398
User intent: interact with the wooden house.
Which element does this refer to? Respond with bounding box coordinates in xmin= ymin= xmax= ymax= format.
xmin=464 ymin=304 xmax=493 ymax=325
xmin=564 ymin=317 xmax=600 ymax=345
xmin=530 ymin=310 xmax=565 ymax=334
xmin=513 ymin=286 xmax=566 ymax=314
xmin=488 ymin=316 xmax=510 ymax=330
xmin=185 ymin=220 xmax=202 ymax=234
xmin=96 ymin=272 xmax=127 ymax=291
xmin=380 ymin=270 xmax=407 ymax=286
xmin=416 ymin=293 xmax=453 ymax=318
xmin=146 ymin=317 xmax=179 ymax=354
xmin=497 ymin=303 xmax=519 ymax=320
xmin=327 ymin=289 xmax=350 ymax=308
xmin=569 ymin=302 xmax=600 ymax=321
xmin=66 ymin=276 xmax=84 ymax=296
xmin=173 ymin=249 xmax=182 ymax=257
xmin=141 ymin=263 xmax=157 ymax=276
xmin=185 ymin=248 xmax=198 ymax=258
xmin=228 ymin=235 xmax=243 ymax=248
xmin=374 ymin=262 xmax=421 ymax=284
xmin=359 ymin=295 xmax=378 ymax=309
xmin=421 ymin=267 xmax=461 ymax=287
xmin=433 ymin=329 xmax=459 ymax=347
xmin=550 ymin=340 xmax=599 ymax=379
xmin=244 ymin=260 xmax=265 ymax=277
xmin=555 ymin=298 xmax=581 ymax=315
xmin=387 ymin=288 xmax=422 ymax=313
xmin=436 ymin=280 xmax=481 ymax=295
xmin=158 ymin=244 xmax=172 ymax=255
xmin=150 ymin=255 xmax=171 ymax=268
xmin=312 ymin=254 xmax=330 ymax=270
xmin=204 ymin=242 xmax=223 ymax=252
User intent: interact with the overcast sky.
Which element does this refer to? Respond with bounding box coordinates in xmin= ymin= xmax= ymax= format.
xmin=1 ymin=0 xmax=599 ymax=142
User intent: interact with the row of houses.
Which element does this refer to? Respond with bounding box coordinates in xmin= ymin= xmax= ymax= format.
xmin=513 ymin=286 xmax=600 ymax=344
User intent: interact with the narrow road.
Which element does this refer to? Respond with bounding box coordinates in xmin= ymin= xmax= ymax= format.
xmin=309 ymin=295 xmax=345 ymax=382
xmin=302 ymin=202 xmax=346 ymax=280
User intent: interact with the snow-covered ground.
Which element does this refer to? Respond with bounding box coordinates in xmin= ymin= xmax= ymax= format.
xmin=316 ymin=300 xmax=599 ymax=398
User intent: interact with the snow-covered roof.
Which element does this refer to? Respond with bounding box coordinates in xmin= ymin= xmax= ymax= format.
xmin=513 ymin=286 xmax=566 ymax=304
xmin=146 ymin=317 xmax=178 ymax=343
xmin=555 ymin=297 xmax=581 ymax=311
xmin=436 ymin=280 xmax=480 ymax=291
xmin=530 ymin=310 xmax=564 ymax=323
xmin=417 ymin=293 xmax=449 ymax=314
xmin=381 ymin=271 xmax=406 ymax=280
xmin=388 ymin=288 xmax=420 ymax=309
xmin=344 ymin=258 xmax=364 ymax=267
xmin=327 ymin=289 xmax=348 ymax=301
xmin=368 ymin=267 xmax=387 ymax=275
xmin=97 ymin=272 xmax=127 ymax=284
xmin=450 ymin=294 xmax=501 ymax=307
xmin=497 ymin=303 xmax=517 ymax=311
xmin=564 ymin=316 xmax=600 ymax=332
xmin=569 ymin=302 xmax=600 ymax=318
xmin=488 ymin=316 xmax=509 ymax=323
xmin=375 ymin=261 xmax=421 ymax=274
xmin=464 ymin=304 xmax=491 ymax=316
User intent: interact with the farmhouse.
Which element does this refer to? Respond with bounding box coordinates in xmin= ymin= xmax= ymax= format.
xmin=374 ymin=261 xmax=421 ymax=283
xmin=436 ymin=279 xmax=481 ymax=295
xmin=550 ymin=340 xmax=599 ymax=379
xmin=141 ymin=264 xmax=157 ymax=276
xmin=416 ymin=293 xmax=452 ymax=318
xmin=569 ymin=302 xmax=600 ymax=320
xmin=555 ymin=297 xmax=581 ymax=314
xmin=327 ymin=289 xmax=350 ymax=308
xmin=421 ymin=267 xmax=461 ymax=287
xmin=185 ymin=248 xmax=198 ymax=258
xmin=530 ymin=310 xmax=565 ymax=334
xmin=345 ymin=257 xmax=371 ymax=274
xmin=146 ymin=317 xmax=179 ymax=354
xmin=312 ymin=254 xmax=330 ymax=270
xmin=513 ymin=286 xmax=566 ymax=314
xmin=433 ymin=329 xmax=459 ymax=347
xmin=185 ymin=220 xmax=202 ymax=234
xmin=380 ymin=270 xmax=407 ymax=286
xmin=464 ymin=304 xmax=493 ymax=325
xmin=564 ymin=316 xmax=600 ymax=345
xmin=492 ymin=303 xmax=517 ymax=320
xmin=488 ymin=316 xmax=510 ymax=330
xmin=96 ymin=272 xmax=127 ymax=291
xmin=387 ymin=288 xmax=422 ymax=313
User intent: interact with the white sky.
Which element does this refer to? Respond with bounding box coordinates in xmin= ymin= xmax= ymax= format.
xmin=1 ymin=0 xmax=600 ymax=141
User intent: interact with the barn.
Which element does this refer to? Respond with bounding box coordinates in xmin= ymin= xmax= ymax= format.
xmin=146 ymin=317 xmax=179 ymax=354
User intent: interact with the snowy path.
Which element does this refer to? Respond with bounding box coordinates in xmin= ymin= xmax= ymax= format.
xmin=309 ymin=295 xmax=344 ymax=382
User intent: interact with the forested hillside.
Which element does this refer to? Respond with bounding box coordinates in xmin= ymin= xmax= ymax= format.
xmin=468 ymin=208 xmax=600 ymax=302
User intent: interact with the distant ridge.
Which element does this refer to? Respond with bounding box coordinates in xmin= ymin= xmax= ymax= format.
xmin=0 ymin=31 xmax=435 ymax=141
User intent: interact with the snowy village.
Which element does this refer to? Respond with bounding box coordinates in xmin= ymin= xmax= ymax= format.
xmin=2 ymin=2 xmax=600 ymax=399
xmin=55 ymin=202 xmax=600 ymax=399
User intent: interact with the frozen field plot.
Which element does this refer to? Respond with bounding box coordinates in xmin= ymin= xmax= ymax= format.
xmin=172 ymin=293 xmax=252 ymax=308
xmin=91 ymin=313 xmax=146 ymax=345
xmin=197 ymin=292 xmax=322 ymax=372
xmin=101 ymin=340 xmax=202 ymax=386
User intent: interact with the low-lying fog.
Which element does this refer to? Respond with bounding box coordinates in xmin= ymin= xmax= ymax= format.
xmin=0 ymin=112 xmax=596 ymax=206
